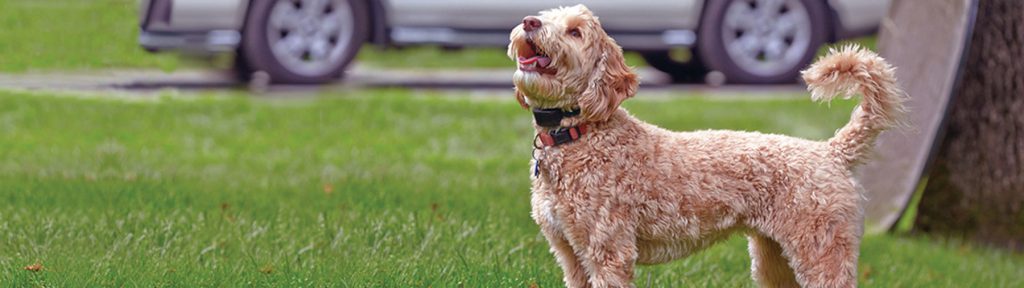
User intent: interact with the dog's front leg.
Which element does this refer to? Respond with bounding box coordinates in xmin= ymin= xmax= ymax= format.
xmin=541 ymin=230 xmax=591 ymax=288
xmin=581 ymin=217 xmax=638 ymax=288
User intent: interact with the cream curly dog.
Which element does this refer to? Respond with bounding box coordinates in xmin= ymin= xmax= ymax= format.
xmin=508 ymin=5 xmax=905 ymax=288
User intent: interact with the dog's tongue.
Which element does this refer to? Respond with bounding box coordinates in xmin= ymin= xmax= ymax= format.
xmin=518 ymin=56 xmax=552 ymax=68
xmin=537 ymin=56 xmax=551 ymax=67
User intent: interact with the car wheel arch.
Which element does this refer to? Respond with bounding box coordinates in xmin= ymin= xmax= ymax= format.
xmin=695 ymin=0 xmax=833 ymax=83
xmin=365 ymin=0 xmax=388 ymax=45
xmin=693 ymin=0 xmax=838 ymax=45
xmin=236 ymin=0 xmax=370 ymax=83
xmin=823 ymin=0 xmax=842 ymax=43
xmin=238 ymin=0 xmax=378 ymax=43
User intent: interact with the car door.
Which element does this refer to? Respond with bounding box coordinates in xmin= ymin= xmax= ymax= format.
xmin=575 ymin=0 xmax=702 ymax=31
xmin=387 ymin=0 xmax=557 ymax=30
xmin=830 ymin=0 xmax=892 ymax=32
xmin=170 ymin=0 xmax=247 ymax=30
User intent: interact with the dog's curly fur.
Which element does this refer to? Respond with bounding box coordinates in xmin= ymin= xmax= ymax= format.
xmin=508 ymin=5 xmax=907 ymax=288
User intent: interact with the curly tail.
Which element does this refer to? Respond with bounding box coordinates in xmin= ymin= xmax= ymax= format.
xmin=802 ymin=45 xmax=907 ymax=167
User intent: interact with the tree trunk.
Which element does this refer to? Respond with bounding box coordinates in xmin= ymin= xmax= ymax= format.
xmin=915 ymin=0 xmax=1024 ymax=250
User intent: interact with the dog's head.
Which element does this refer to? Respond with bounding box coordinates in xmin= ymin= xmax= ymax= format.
xmin=508 ymin=5 xmax=638 ymax=122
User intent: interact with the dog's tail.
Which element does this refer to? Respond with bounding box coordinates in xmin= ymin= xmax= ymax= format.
xmin=802 ymin=45 xmax=907 ymax=167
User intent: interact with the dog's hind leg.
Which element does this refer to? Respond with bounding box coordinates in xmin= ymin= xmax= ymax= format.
xmin=747 ymin=233 xmax=800 ymax=288
xmin=775 ymin=213 xmax=861 ymax=288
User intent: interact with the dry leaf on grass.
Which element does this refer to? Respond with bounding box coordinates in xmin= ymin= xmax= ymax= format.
xmin=24 ymin=263 xmax=43 ymax=272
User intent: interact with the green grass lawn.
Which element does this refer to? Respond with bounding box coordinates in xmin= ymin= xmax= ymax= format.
xmin=0 ymin=0 xmax=182 ymax=72
xmin=1 ymin=89 xmax=1021 ymax=287
xmin=1 ymin=0 xmax=1019 ymax=286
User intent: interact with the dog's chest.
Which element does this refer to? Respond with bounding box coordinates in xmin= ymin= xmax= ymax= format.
xmin=529 ymin=150 xmax=575 ymax=232
xmin=531 ymin=190 xmax=564 ymax=232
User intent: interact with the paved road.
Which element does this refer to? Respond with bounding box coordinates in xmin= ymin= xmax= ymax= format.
xmin=0 ymin=65 xmax=807 ymax=97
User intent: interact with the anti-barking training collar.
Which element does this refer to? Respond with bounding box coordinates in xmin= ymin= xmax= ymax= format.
xmin=532 ymin=107 xmax=581 ymax=128
xmin=532 ymin=108 xmax=588 ymax=148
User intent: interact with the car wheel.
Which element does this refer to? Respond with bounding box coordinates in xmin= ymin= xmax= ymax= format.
xmin=640 ymin=49 xmax=708 ymax=83
xmin=697 ymin=0 xmax=828 ymax=84
xmin=238 ymin=0 xmax=367 ymax=84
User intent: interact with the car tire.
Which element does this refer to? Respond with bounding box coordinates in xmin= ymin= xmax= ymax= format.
xmin=697 ymin=0 xmax=829 ymax=84
xmin=237 ymin=0 xmax=368 ymax=84
xmin=640 ymin=49 xmax=709 ymax=83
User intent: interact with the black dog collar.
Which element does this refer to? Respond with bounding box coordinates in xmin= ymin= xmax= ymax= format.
xmin=531 ymin=107 xmax=587 ymax=148
xmin=532 ymin=107 xmax=582 ymax=128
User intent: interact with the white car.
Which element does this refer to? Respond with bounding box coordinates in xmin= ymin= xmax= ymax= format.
xmin=139 ymin=0 xmax=890 ymax=84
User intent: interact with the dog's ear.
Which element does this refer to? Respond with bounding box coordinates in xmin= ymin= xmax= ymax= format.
xmin=579 ymin=41 xmax=638 ymax=122
xmin=514 ymin=87 xmax=529 ymax=109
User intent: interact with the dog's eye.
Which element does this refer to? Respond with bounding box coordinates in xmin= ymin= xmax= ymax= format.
xmin=568 ymin=28 xmax=582 ymax=38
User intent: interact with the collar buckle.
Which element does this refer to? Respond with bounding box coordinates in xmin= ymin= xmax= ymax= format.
xmin=537 ymin=124 xmax=589 ymax=148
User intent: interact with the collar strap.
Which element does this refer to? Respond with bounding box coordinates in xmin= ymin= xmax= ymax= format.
xmin=537 ymin=124 xmax=588 ymax=148
xmin=532 ymin=107 xmax=582 ymax=128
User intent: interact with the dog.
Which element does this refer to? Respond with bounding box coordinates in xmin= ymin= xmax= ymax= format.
xmin=508 ymin=5 xmax=905 ymax=288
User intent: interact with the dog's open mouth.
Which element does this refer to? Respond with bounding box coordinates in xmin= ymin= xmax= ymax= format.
xmin=518 ymin=38 xmax=556 ymax=75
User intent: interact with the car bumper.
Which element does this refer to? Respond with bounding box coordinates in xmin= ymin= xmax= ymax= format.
xmin=139 ymin=30 xmax=241 ymax=53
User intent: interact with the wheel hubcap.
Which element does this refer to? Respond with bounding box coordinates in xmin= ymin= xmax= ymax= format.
xmin=267 ymin=0 xmax=355 ymax=76
xmin=721 ymin=0 xmax=812 ymax=77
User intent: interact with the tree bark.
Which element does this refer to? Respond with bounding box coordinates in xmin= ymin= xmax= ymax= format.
xmin=915 ymin=0 xmax=1024 ymax=250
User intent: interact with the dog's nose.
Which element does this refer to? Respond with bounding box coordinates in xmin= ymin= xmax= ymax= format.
xmin=523 ymin=16 xmax=542 ymax=32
